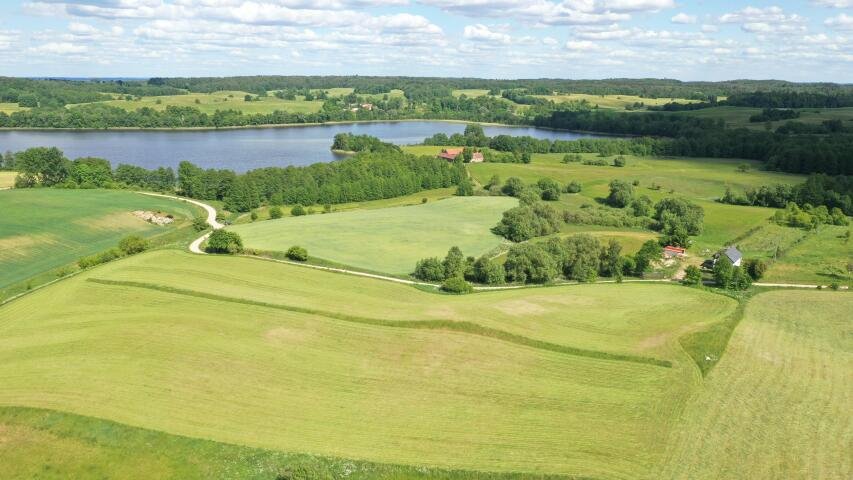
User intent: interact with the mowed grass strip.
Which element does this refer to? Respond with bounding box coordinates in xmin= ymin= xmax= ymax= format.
xmin=0 ymin=406 xmax=578 ymax=480
xmin=659 ymin=290 xmax=853 ymax=479
xmin=86 ymin=277 xmax=672 ymax=367
xmin=0 ymin=253 xmax=717 ymax=477
xmin=0 ymin=189 xmax=200 ymax=289
xmin=229 ymin=196 xmax=517 ymax=274
xmin=95 ymin=250 xmax=737 ymax=360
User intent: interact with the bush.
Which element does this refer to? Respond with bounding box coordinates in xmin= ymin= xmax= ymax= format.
xmin=743 ymin=258 xmax=767 ymax=280
xmin=613 ymin=156 xmax=626 ymax=167
xmin=285 ymin=246 xmax=308 ymax=261
xmin=537 ymin=178 xmax=561 ymax=201
xmin=205 ymin=229 xmax=243 ymax=254
xmin=492 ymin=203 xmax=562 ymax=242
xmin=250 ymin=211 xmax=258 ymax=221
xmin=606 ymin=180 xmax=634 ymax=208
xmin=78 ymin=248 xmax=123 ymax=269
xmin=564 ymin=180 xmax=582 ymax=193
xmin=269 ymin=206 xmax=283 ymax=219
xmin=192 ymin=215 xmax=209 ymax=231
xmin=682 ymin=265 xmax=702 ymax=286
xmin=118 ymin=235 xmax=149 ymax=255
xmin=291 ymin=204 xmax=307 ymax=216
xmin=441 ymin=276 xmax=473 ymax=294
xmin=413 ymin=257 xmax=445 ymax=282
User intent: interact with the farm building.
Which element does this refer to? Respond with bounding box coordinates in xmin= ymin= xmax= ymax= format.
xmin=438 ymin=148 xmax=463 ymax=161
xmin=707 ymin=246 xmax=743 ymax=268
xmin=471 ymin=152 xmax=484 ymax=163
xmin=663 ymin=246 xmax=686 ymax=258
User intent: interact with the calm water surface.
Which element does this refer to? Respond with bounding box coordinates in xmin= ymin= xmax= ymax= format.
xmin=0 ymin=121 xmax=608 ymax=172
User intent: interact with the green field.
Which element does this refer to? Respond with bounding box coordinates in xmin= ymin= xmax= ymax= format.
xmin=0 ymin=189 xmax=200 ymax=292
xmin=229 ymin=196 xmax=516 ymax=274
xmin=0 ymin=171 xmax=15 ymax=188
xmin=675 ymin=106 xmax=853 ymax=130
xmin=660 ymin=290 xmax=852 ymax=479
xmin=451 ymin=89 xmax=492 ymax=98
xmin=71 ymin=91 xmax=324 ymax=115
xmin=461 ymin=152 xmax=804 ymax=252
xmin=0 ymin=249 xmax=740 ymax=478
xmin=535 ymin=93 xmax=698 ymax=110
xmin=762 ymin=225 xmax=853 ymax=286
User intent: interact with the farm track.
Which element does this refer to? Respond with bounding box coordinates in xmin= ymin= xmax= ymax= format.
xmin=86 ymin=277 xmax=674 ymax=368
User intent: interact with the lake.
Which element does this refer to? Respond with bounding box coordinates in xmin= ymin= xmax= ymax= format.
xmin=0 ymin=121 xmax=609 ymax=171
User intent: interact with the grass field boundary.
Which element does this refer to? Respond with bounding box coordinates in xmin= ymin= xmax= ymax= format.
xmin=0 ymin=406 xmax=587 ymax=480
xmin=677 ymin=293 xmax=750 ymax=377
xmin=86 ymin=278 xmax=673 ymax=368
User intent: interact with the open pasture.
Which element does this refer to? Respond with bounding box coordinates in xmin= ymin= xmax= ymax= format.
xmin=466 ymin=153 xmax=804 ymax=253
xmin=535 ymin=93 xmax=698 ymax=110
xmin=0 ymin=103 xmax=28 ymax=114
xmin=71 ymin=91 xmax=324 ymax=115
xmin=0 ymin=249 xmax=738 ymax=478
xmin=675 ymin=106 xmax=853 ymax=130
xmin=660 ymin=290 xmax=852 ymax=479
xmin=229 ymin=196 xmax=516 ymax=274
xmin=761 ymin=225 xmax=853 ymax=286
xmin=0 ymin=189 xmax=199 ymax=291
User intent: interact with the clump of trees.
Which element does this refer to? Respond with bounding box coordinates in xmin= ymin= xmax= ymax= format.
xmin=713 ymin=256 xmax=752 ymax=290
xmin=285 ymin=246 xmax=308 ymax=261
xmin=331 ymin=133 xmax=400 ymax=154
xmin=504 ymin=235 xmax=627 ymax=284
xmin=653 ymin=198 xmax=704 ymax=247
xmin=78 ymin=234 xmax=150 ymax=269
xmin=748 ymin=108 xmax=800 ymax=123
xmin=771 ymin=202 xmax=848 ymax=229
xmin=492 ymin=203 xmax=562 ymax=242
xmin=205 ymin=230 xmax=243 ymax=254
xmin=413 ymin=246 xmax=476 ymax=292
xmin=720 ymin=174 xmax=852 ymax=216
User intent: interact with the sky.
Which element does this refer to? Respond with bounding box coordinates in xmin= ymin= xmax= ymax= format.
xmin=0 ymin=0 xmax=851 ymax=81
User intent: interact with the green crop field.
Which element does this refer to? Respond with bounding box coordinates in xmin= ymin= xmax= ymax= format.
xmin=229 ymin=196 xmax=516 ymax=274
xmin=0 ymin=189 xmax=200 ymax=292
xmin=70 ymin=91 xmax=324 ymax=115
xmin=0 ymin=171 xmax=16 ymax=188
xmin=660 ymin=290 xmax=852 ymax=479
xmin=0 ymin=249 xmax=741 ymax=478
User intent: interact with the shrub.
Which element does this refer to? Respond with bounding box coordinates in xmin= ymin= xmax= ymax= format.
xmin=562 ymin=153 xmax=582 ymax=163
xmin=683 ymin=265 xmax=702 ymax=286
xmin=613 ymin=156 xmax=626 ymax=167
xmin=269 ymin=206 xmax=283 ymax=219
xmin=606 ymin=180 xmax=634 ymax=208
xmin=192 ymin=215 xmax=209 ymax=231
xmin=250 ymin=211 xmax=258 ymax=221
xmin=118 ymin=235 xmax=149 ymax=255
xmin=743 ymin=258 xmax=767 ymax=280
xmin=564 ymin=180 xmax=582 ymax=193
xmin=291 ymin=204 xmax=307 ymax=216
xmin=441 ymin=276 xmax=473 ymax=294
xmin=205 ymin=229 xmax=243 ymax=254
xmin=285 ymin=246 xmax=308 ymax=261
xmin=537 ymin=178 xmax=561 ymax=201
xmin=413 ymin=257 xmax=445 ymax=282
xmin=501 ymin=177 xmax=526 ymax=197
xmin=78 ymin=248 xmax=123 ymax=269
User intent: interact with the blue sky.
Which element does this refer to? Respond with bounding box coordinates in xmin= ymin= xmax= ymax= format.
xmin=0 ymin=1 xmax=850 ymax=81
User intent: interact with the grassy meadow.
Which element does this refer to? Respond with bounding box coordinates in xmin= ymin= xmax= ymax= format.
xmin=0 ymin=249 xmax=740 ymax=478
xmin=535 ymin=93 xmax=698 ymax=110
xmin=70 ymin=91 xmax=324 ymax=115
xmin=0 ymin=189 xmax=200 ymax=293
xmin=660 ymin=290 xmax=852 ymax=479
xmin=0 ymin=103 xmax=28 ymax=114
xmin=230 ymin=196 xmax=516 ymax=274
xmin=761 ymin=225 xmax=853 ymax=286
xmin=675 ymin=105 xmax=853 ymax=130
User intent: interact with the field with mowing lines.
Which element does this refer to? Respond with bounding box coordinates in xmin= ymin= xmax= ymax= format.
xmin=762 ymin=225 xmax=853 ymax=286
xmin=534 ymin=93 xmax=698 ymax=110
xmin=230 ymin=196 xmax=516 ymax=274
xmin=70 ymin=91 xmax=324 ymax=115
xmin=0 ymin=171 xmax=15 ymax=188
xmin=0 ymin=189 xmax=200 ymax=291
xmin=0 ymin=249 xmax=738 ymax=478
xmin=659 ymin=290 xmax=852 ymax=479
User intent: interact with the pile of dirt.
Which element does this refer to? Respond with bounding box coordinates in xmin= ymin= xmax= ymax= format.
xmin=132 ymin=210 xmax=174 ymax=226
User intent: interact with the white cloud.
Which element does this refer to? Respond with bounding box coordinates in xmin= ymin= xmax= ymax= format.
xmin=811 ymin=0 xmax=852 ymax=7
xmin=825 ymin=13 xmax=853 ymax=30
xmin=29 ymin=42 xmax=88 ymax=54
xmin=701 ymin=24 xmax=718 ymax=33
xmin=463 ymin=23 xmax=510 ymax=44
xmin=565 ymin=40 xmax=599 ymax=50
xmin=671 ymin=12 xmax=696 ymax=24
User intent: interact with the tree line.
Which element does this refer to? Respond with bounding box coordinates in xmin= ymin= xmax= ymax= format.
xmin=719 ymin=174 xmax=853 ymax=216
xmin=7 ymin=145 xmax=466 ymax=213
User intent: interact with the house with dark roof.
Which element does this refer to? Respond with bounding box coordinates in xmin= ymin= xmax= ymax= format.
xmin=723 ymin=246 xmax=742 ymax=267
